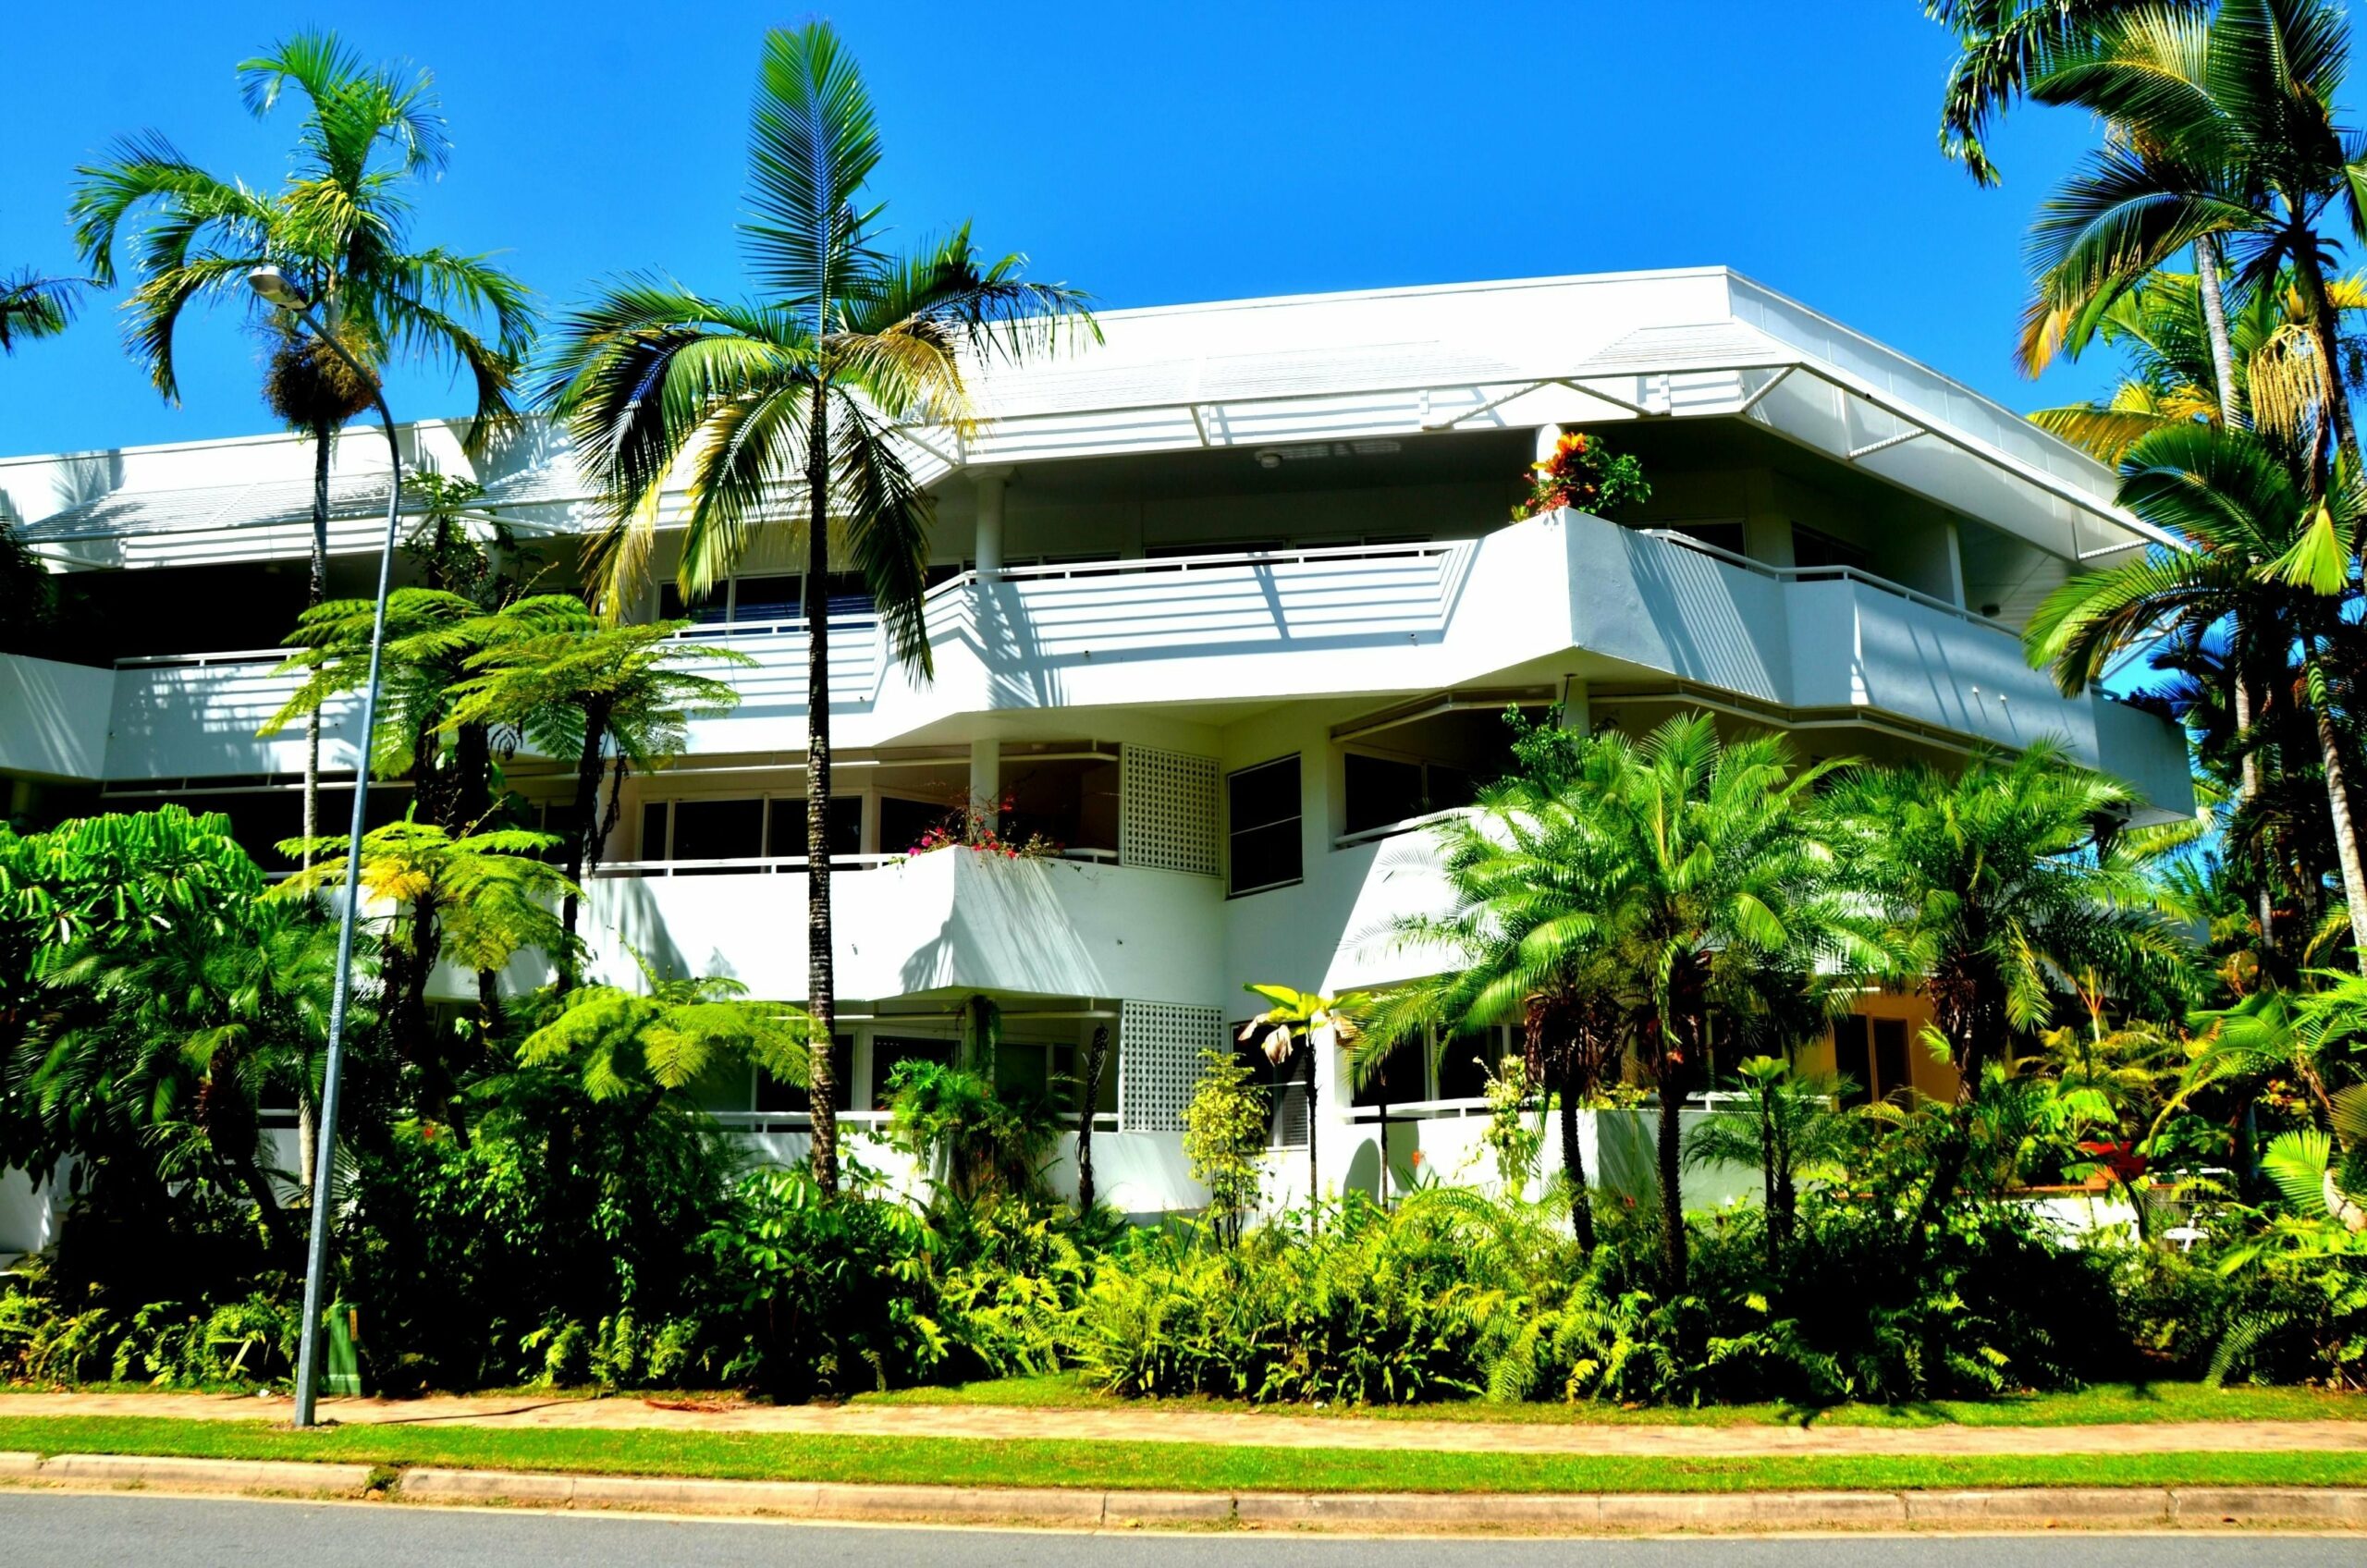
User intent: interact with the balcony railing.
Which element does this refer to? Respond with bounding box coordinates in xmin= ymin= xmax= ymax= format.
xmin=1635 ymin=528 xmax=2013 ymax=633
xmin=591 ymin=846 xmax=1121 ymax=878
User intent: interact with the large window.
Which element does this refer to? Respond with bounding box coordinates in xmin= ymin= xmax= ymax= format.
xmin=1226 ymin=755 xmax=1302 ymax=896
xmin=1343 ymin=752 xmax=1478 ymax=835
xmin=640 ymin=795 xmax=860 ymax=863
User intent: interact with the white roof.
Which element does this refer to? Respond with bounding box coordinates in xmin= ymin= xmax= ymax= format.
xmin=0 ymin=267 xmax=2169 ymax=570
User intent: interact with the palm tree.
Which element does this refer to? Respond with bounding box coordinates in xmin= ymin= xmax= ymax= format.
xmin=443 ymin=602 xmax=749 ymax=954
xmin=1237 ymin=984 xmax=1368 ymax=1225
xmin=1366 ymin=747 xmax=1637 ymax=1252
xmin=2019 ymin=0 xmax=2367 ymax=468
xmin=2031 ymin=423 xmax=2367 ymax=962
xmin=1682 ymin=1055 xmax=1855 ymax=1268
xmin=0 ymin=269 xmax=81 ymax=352
xmin=1576 ymin=716 xmax=1874 ymax=1295
xmin=1823 ymin=743 xmax=2196 ymax=1224
xmin=1924 ymin=0 xmax=2203 ymax=188
xmin=542 ymin=22 xmax=1094 ymax=1194
xmin=70 ymin=30 xmax=533 ymax=861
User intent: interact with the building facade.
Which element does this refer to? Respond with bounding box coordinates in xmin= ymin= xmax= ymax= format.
xmin=0 ymin=268 xmax=2191 ymax=1224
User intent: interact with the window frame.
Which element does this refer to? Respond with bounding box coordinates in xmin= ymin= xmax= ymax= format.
xmin=1225 ymin=753 xmax=1304 ymax=898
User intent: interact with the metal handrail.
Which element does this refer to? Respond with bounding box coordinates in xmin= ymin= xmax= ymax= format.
xmin=593 ymin=846 xmax=1122 ymax=877
xmin=1636 ymin=528 xmax=2015 ymax=633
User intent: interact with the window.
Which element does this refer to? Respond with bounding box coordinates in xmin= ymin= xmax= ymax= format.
xmin=1832 ymin=1015 xmax=1872 ymax=1108
xmin=1832 ymin=1014 xmax=1911 ymax=1104
xmin=1227 ymin=755 xmax=1302 ymax=896
xmin=880 ymin=794 xmax=953 ymax=856
xmin=1792 ymin=525 xmax=1870 ymax=573
xmin=756 ymin=1035 xmax=852 ymax=1113
xmin=671 ymin=799 xmax=765 ymax=863
xmin=766 ymin=797 xmax=863 ymax=859
xmin=870 ymin=1036 xmax=954 ymax=1106
xmin=1348 ymin=1035 xmax=1424 ymax=1107
xmin=1872 ymin=1017 xmax=1911 ymax=1101
xmin=1343 ymin=753 xmax=1480 ymax=835
xmin=1665 ymin=521 xmax=1746 ymax=556
xmin=730 ymin=574 xmax=801 ymax=623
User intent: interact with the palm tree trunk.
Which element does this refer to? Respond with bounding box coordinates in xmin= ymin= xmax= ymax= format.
xmin=803 ymin=389 xmax=841 ymax=1196
xmin=2306 ymin=647 xmax=2367 ymax=974
xmin=1304 ymin=1035 xmax=1320 ymax=1231
xmin=2195 ymin=237 xmax=2246 ymax=431
xmin=2296 ymin=251 xmax=2361 ymax=472
xmin=300 ymin=423 xmax=331 ymax=870
xmin=1655 ymin=1066 xmax=1687 ymax=1295
xmin=558 ymin=692 xmax=613 ymax=968
xmin=1075 ymin=1023 xmax=1107 ymax=1216
xmin=1557 ymin=1053 xmax=1596 ymax=1253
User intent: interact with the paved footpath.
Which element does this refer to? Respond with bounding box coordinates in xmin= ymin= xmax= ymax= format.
xmin=6 ymin=1390 xmax=2365 ymax=1457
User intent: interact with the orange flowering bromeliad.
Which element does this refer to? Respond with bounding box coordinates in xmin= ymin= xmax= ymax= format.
xmin=1512 ymin=429 xmax=1651 ymax=521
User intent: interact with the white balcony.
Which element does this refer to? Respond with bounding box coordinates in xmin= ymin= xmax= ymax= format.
xmin=54 ymin=513 xmax=2189 ymax=817
xmin=582 ymin=848 xmax=1227 ymax=1010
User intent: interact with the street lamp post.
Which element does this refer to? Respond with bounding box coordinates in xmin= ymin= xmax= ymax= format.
xmin=249 ymin=264 xmax=403 ymax=1429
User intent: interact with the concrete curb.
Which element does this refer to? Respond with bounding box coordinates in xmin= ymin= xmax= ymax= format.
xmin=4 ymin=1455 xmax=2364 ymax=1532
xmin=21 ymin=1453 xmax=376 ymax=1496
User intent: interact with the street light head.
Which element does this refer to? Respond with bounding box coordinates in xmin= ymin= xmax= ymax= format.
xmin=247 ymin=265 xmax=310 ymax=310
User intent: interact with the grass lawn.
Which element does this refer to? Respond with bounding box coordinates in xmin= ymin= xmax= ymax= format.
xmin=852 ymin=1373 xmax=2367 ymax=1429
xmin=0 ymin=1413 xmax=2361 ymax=1495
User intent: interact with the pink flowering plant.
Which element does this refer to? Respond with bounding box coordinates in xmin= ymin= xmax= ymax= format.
xmin=906 ymin=796 xmax=1063 ymax=861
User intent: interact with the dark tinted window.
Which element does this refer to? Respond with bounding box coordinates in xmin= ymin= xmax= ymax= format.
xmin=1435 ymin=1029 xmax=1495 ymax=1102
xmin=640 ymin=801 xmax=668 ymax=860
xmin=880 ymin=795 xmax=952 ymax=855
xmin=658 ymin=582 xmax=729 ymax=624
xmin=1227 ymin=755 xmax=1301 ymax=895
xmin=1873 ymin=1017 xmax=1910 ymax=1101
xmin=766 ymin=796 xmax=863 ymax=858
xmin=1350 ymin=1035 xmax=1424 ymax=1107
xmin=671 ymin=799 xmax=765 ymax=862
xmin=733 ymin=574 xmax=802 ymax=623
xmin=1344 ymin=753 xmax=1424 ymax=834
xmin=871 ymin=1036 xmax=954 ymax=1105
xmin=1832 ymin=1015 xmax=1873 ymax=1108
xmin=756 ymin=1035 xmax=852 ymax=1112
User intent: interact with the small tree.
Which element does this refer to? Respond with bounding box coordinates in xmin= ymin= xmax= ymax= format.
xmin=1182 ymin=1049 xmax=1268 ymax=1247
xmin=1683 ymin=1055 xmax=1854 ymax=1268
xmin=1237 ymin=984 xmax=1367 ymax=1225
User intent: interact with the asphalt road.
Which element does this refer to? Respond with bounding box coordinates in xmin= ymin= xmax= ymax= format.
xmin=0 ymin=1494 xmax=2349 ymax=1567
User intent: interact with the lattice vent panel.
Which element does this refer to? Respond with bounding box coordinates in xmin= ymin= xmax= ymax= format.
xmin=1120 ymin=746 xmax=1218 ymax=876
xmin=1119 ymin=1000 xmax=1224 ymax=1133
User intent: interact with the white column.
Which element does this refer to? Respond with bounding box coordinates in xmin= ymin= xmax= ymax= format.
xmin=1534 ymin=423 xmax=1564 ymax=467
xmin=1558 ymin=676 xmax=1591 ymax=736
xmin=973 ymin=466 xmax=1014 ymax=575
xmin=969 ymin=736 xmax=1000 ymax=827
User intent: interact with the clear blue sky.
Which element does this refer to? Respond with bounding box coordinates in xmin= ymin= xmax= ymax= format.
xmin=0 ymin=1 xmax=2260 ymax=458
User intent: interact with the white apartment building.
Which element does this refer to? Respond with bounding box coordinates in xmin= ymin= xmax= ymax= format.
xmin=0 ymin=267 xmax=2191 ymax=1225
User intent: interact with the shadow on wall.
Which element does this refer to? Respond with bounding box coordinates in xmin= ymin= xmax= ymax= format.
xmin=897 ymin=852 xmax=1107 ymax=998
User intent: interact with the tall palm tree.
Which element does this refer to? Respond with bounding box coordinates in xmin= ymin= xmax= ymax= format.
xmin=543 ymin=22 xmax=1095 ymax=1194
xmin=2019 ymin=0 xmax=2367 ymax=468
xmin=1822 ymin=743 xmax=2196 ymax=1223
xmin=70 ymin=30 xmax=533 ymax=861
xmin=2031 ymin=423 xmax=2367 ymax=962
xmin=0 ymin=269 xmax=81 ymax=353
xmin=1924 ymin=0 xmax=2205 ymax=188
